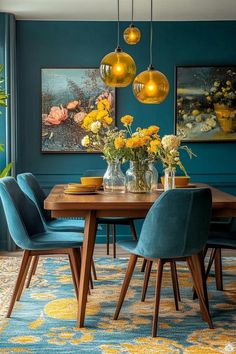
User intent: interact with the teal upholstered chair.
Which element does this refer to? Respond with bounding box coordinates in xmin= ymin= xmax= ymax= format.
xmin=114 ymin=188 xmax=213 ymax=337
xmin=17 ymin=173 xmax=96 ymax=287
xmin=205 ymin=217 xmax=236 ymax=290
xmin=84 ymin=169 xmax=139 ymax=258
xmin=17 ymin=173 xmax=85 ymax=232
xmin=0 ymin=177 xmax=83 ymax=317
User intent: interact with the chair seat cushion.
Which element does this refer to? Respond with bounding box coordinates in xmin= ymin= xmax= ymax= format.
xmin=117 ymin=240 xmax=138 ymax=253
xmin=47 ymin=219 xmax=85 ymax=232
xmin=207 ymin=231 xmax=236 ymax=248
xmin=26 ymin=231 xmax=83 ymax=250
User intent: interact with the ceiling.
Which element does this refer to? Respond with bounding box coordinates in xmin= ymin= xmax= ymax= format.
xmin=1 ymin=0 xmax=236 ymax=21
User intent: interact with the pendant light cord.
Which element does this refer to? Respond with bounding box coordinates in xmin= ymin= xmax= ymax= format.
xmin=117 ymin=0 xmax=120 ymax=48
xmin=149 ymin=0 xmax=153 ymax=68
xmin=131 ymin=0 xmax=134 ymax=25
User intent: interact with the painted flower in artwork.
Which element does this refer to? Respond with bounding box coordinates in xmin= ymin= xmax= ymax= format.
xmin=44 ymin=106 xmax=68 ymax=126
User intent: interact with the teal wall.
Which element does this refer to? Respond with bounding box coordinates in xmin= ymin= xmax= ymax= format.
xmin=1 ymin=19 xmax=236 ymax=248
xmin=16 ymin=20 xmax=236 ymax=196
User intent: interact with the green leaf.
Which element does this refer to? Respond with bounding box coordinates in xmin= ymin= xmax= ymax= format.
xmin=0 ymin=162 xmax=13 ymax=178
xmin=0 ymin=144 xmax=4 ymax=152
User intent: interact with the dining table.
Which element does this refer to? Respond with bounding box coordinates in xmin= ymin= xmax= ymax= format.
xmin=44 ymin=183 xmax=236 ymax=328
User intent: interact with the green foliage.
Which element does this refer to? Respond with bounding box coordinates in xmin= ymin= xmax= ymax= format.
xmin=0 ymin=65 xmax=12 ymax=177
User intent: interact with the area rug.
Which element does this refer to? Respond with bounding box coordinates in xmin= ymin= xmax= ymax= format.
xmin=0 ymin=256 xmax=236 ymax=353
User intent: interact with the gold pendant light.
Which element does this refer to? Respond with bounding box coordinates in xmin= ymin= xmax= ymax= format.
xmin=133 ymin=0 xmax=169 ymax=104
xmin=123 ymin=0 xmax=141 ymax=45
xmin=99 ymin=0 xmax=136 ymax=88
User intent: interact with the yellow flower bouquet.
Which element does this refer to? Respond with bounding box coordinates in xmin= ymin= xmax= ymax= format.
xmin=116 ymin=116 xmax=161 ymax=193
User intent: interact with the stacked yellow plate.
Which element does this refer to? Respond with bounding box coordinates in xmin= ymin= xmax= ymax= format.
xmin=64 ymin=183 xmax=98 ymax=195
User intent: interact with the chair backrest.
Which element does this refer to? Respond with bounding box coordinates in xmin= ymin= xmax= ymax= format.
xmin=135 ymin=188 xmax=212 ymax=259
xmin=17 ymin=172 xmax=51 ymax=224
xmin=0 ymin=177 xmax=46 ymax=249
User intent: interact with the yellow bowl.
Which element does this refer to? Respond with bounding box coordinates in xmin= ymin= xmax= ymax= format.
xmin=161 ymin=176 xmax=190 ymax=188
xmin=80 ymin=176 xmax=103 ymax=188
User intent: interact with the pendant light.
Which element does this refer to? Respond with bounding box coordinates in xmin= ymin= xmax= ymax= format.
xmin=99 ymin=0 xmax=136 ymax=88
xmin=132 ymin=0 xmax=169 ymax=104
xmin=123 ymin=0 xmax=141 ymax=45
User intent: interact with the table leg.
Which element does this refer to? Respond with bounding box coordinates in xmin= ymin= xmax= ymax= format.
xmin=77 ymin=210 xmax=97 ymax=327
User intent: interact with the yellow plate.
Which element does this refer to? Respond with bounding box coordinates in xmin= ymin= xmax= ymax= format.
xmin=67 ymin=183 xmax=97 ymax=191
xmin=64 ymin=190 xmax=97 ymax=195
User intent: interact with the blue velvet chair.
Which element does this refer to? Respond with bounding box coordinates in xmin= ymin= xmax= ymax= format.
xmin=205 ymin=217 xmax=236 ymax=290
xmin=17 ymin=173 xmax=96 ymax=287
xmin=113 ymin=188 xmax=213 ymax=337
xmin=0 ymin=177 xmax=83 ymax=317
xmin=84 ymin=169 xmax=139 ymax=258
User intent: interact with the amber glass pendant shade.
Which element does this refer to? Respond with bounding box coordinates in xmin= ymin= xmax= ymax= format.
xmin=133 ymin=66 xmax=169 ymax=104
xmin=100 ymin=47 xmax=136 ymax=88
xmin=123 ymin=25 xmax=141 ymax=45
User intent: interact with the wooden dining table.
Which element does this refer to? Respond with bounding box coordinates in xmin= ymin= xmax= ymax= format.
xmin=44 ymin=183 xmax=236 ymax=328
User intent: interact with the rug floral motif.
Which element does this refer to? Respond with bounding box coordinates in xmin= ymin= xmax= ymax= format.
xmin=0 ymin=256 xmax=236 ymax=353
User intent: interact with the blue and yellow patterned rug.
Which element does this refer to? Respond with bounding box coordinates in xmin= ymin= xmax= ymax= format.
xmin=0 ymin=256 xmax=236 ymax=353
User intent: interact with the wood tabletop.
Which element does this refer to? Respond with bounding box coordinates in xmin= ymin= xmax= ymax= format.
xmin=44 ymin=183 xmax=236 ymax=217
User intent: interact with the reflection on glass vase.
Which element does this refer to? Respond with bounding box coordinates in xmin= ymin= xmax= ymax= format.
xmin=148 ymin=162 xmax=158 ymax=191
xmin=103 ymin=161 xmax=126 ymax=193
xmin=164 ymin=167 xmax=176 ymax=191
xmin=126 ymin=161 xmax=152 ymax=193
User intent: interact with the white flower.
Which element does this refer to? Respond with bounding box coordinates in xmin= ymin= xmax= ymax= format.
xmin=90 ymin=121 xmax=101 ymax=133
xmin=81 ymin=135 xmax=90 ymax=147
xmin=161 ymin=135 xmax=180 ymax=151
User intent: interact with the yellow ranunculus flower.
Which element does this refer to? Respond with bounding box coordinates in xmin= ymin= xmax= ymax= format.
xmin=148 ymin=139 xmax=161 ymax=153
xmin=97 ymin=99 xmax=110 ymax=111
xmin=147 ymin=125 xmax=160 ymax=135
xmin=97 ymin=110 xmax=108 ymax=120
xmin=121 ymin=115 xmax=134 ymax=126
xmin=114 ymin=136 xmax=125 ymax=149
xmin=103 ymin=116 xmax=113 ymax=125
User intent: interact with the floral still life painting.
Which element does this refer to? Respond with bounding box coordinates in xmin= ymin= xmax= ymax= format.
xmin=41 ymin=68 xmax=115 ymax=152
xmin=175 ymin=66 xmax=236 ymax=141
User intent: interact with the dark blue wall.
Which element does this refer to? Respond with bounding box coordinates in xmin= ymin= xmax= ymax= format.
xmin=13 ymin=20 xmax=236 ymax=244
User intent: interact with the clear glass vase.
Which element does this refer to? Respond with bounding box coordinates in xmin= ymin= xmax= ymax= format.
xmin=103 ymin=161 xmax=126 ymax=193
xmin=148 ymin=162 xmax=158 ymax=191
xmin=126 ymin=161 xmax=152 ymax=193
xmin=164 ymin=167 xmax=176 ymax=191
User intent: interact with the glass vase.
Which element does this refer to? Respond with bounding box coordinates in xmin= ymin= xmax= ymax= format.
xmin=103 ymin=161 xmax=126 ymax=193
xmin=164 ymin=168 xmax=176 ymax=191
xmin=148 ymin=162 xmax=158 ymax=191
xmin=126 ymin=161 xmax=152 ymax=193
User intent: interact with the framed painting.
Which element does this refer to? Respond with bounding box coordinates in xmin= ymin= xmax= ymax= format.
xmin=41 ymin=68 xmax=116 ymax=153
xmin=175 ymin=66 xmax=236 ymax=142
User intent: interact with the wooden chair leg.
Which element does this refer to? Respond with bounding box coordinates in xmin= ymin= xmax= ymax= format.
xmin=215 ymin=248 xmax=223 ymax=291
xmin=141 ymin=259 xmax=147 ymax=272
xmin=112 ymin=224 xmax=116 ymax=258
xmin=129 ymin=220 xmax=138 ymax=240
xmin=6 ymin=250 xmax=31 ymax=318
xmin=26 ymin=255 xmax=39 ymax=288
xmin=16 ymin=254 xmax=32 ymax=301
xmin=80 ymin=246 xmax=91 ymax=295
xmin=170 ymin=261 xmax=181 ymax=310
xmin=114 ymin=254 xmax=138 ymax=320
xmin=91 ymin=258 xmax=97 ymax=280
xmin=141 ymin=260 xmax=153 ymax=302
xmin=68 ymin=254 xmax=79 ymax=299
xmin=152 ymin=259 xmax=164 ymax=337
xmin=106 ymin=224 xmax=110 ymax=255
xmin=187 ymin=255 xmax=213 ymax=329
xmin=206 ymin=248 xmax=217 ymax=279
xmin=68 ymin=248 xmax=81 ymax=299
